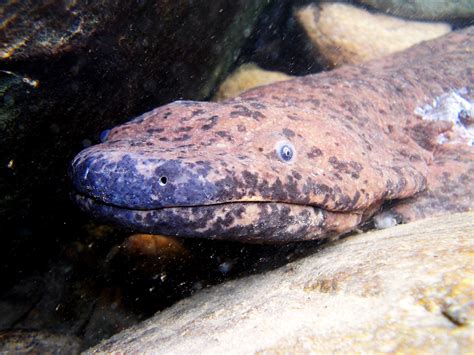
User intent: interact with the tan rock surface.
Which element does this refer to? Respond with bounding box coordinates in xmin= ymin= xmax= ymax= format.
xmin=213 ymin=63 xmax=292 ymax=102
xmin=88 ymin=212 xmax=474 ymax=353
xmin=295 ymin=2 xmax=451 ymax=68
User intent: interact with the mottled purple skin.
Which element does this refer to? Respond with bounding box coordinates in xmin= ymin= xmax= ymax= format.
xmin=70 ymin=27 xmax=473 ymax=243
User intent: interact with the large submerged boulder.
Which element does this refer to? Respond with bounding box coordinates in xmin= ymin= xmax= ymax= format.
xmin=0 ymin=0 xmax=269 ymax=274
xmin=295 ymin=2 xmax=451 ymax=68
xmin=89 ymin=212 xmax=474 ymax=353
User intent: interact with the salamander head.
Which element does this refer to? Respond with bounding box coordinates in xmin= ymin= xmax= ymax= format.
xmin=71 ymin=99 xmax=428 ymax=243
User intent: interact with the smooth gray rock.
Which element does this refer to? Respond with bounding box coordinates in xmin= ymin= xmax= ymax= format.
xmin=357 ymin=0 xmax=474 ymax=21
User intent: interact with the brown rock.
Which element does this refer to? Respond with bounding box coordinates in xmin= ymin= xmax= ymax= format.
xmin=88 ymin=212 xmax=474 ymax=353
xmin=295 ymin=2 xmax=451 ymax=68
xmin=121 ymin=234 xmax=190 ymax=266
xmin=123 ymin=234 xmax=187 ymax=257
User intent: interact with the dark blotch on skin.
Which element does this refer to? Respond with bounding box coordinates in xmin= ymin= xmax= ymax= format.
xmin=349 ymin=161 xmax=363 ymax=172
xmin=307 ymin=147 xmax=323 ymax=158
xmin=307 ymin=98 xmax=320 ymax=107
xmin=147 ymin=128 xmax=164 ymax=134
xmin=390 ymin=166 xmax=408 ymax=193
xmin=195 ymin=160 xmax=212 ymax=177
xmin=282 ymin=128 xmax=295 ymax=138
xmin=201 ymin=115 xmax=219 ymax=130
xmin=233 ymin=206 xmax=246 ymax=218
xmin=176 ymin=126 xmax=193 ymax=132
xmin=228 ymin=105 xmax=265 ymax=121
xmin=315 ymin=184 xmax=332 ymax=195
xmin=242 ymin=171 xmax=258 ymax=188
xmin=292 ymin=171 xmax=302 ymax=180
xmin=285 ymin=175 xmax=299 ymax=198
xmin=250 ymin=102 xmax=266 ymax=110
xmin=191 ymin=109 xmax=205 ymax=117
xmin=200 ymin=138 xmax=217 ymax=147
xmin=216 ymin=131 xmax=234 ymax=141
xmin=173 ymin=134 xmax=192 ymax=142
xmin=398 ymin=149 xmax=422 ymax=162
xmin=328 ymin=156 xmax=363 ymax=179
xmin=335 ymin=194 xmax=353 ymax=209
xmin=352 ymin=191 xmax=361 ymax=206
xmin=342 ymin=100 xmax=360 ymax=116
xmin=252 ymin=111 xmax=265 ymax=120
xmin=269 ymin=178 xmax=288 ymax=201
xmin=230 ymin=105 xmax=253 ymax=118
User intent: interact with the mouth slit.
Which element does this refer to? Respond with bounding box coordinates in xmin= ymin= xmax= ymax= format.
xmin=74 ymin=192 xmax=320 ymax=211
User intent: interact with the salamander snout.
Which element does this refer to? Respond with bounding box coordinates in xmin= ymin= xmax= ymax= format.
xmin=70 ymin=148 xmax=220 ymax=209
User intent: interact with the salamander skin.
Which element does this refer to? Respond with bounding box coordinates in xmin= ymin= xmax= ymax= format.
xmin=70 ymin=27 xmax=474 ymax=243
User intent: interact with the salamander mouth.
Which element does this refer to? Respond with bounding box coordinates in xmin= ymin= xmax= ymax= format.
xmin=73 ymin=192 xmax=364 ymax=243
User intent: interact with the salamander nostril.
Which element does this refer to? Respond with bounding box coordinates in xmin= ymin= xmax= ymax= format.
xmin=159 ymin=176 xmax=168 ymax=186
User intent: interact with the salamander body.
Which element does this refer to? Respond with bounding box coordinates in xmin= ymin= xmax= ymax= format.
xmin=71 ymin=27 xmax=474 ymax=243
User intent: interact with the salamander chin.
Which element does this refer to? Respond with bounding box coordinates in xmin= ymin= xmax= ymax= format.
xmin=73 ymin=193 xmax=364 ymax=243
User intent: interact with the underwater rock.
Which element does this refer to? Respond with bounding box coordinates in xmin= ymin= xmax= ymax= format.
xmin=119 ymin=234 xmax=192 ymax=273
xmin=81 ymin=288 xmax=142 ymax=348
xmin=356 ymin=0 xmax=474 ymax=21
xmin=295 ymin=2 xmax=451 ymax=68
xmin=233 ymin=0 xmax=321 ymax=76
xmin=213 ymin=63 xmax=292 ymax=101
xmin=0 ymin=330 xmax=82 ymax=354
xmin=0 ymin=0 xmax=269 ymax=276
xmin=122 ymin=234 xmax=189 ymax=260
xmin=87 ymin=212 xmax=474 ymax=353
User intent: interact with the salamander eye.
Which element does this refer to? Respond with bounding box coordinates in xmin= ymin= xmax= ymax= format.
xmin=280 ymin=145 xmax=293 ymax=161
xmin=276 ymin=141 xmax=295 ymax=162
xmin=100 ymin=129 xmax=111 ymax=142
